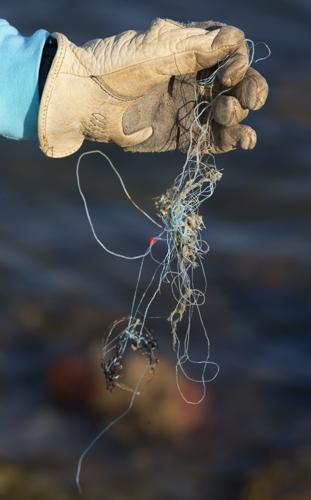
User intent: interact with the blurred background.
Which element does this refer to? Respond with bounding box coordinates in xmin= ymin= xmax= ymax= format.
xmin=0 ymin=1 xmax=310 ymax=499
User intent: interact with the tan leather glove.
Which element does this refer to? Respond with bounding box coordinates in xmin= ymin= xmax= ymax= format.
xmin=38 ymin=18 xmax=267 ymax=158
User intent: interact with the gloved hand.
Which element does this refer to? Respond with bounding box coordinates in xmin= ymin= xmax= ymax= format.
xmin=39 ymin=18 xmax=268 ymax=158
xmin=123 ymin=66 xmax=268 ymax=155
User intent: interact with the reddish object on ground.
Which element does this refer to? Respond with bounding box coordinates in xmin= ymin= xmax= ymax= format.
xmin=45 ymin=355 xmax=93 ymax=409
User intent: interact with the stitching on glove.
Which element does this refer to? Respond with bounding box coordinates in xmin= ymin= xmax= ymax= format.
xmin=90 ymin=76 xmax=136 ymax=102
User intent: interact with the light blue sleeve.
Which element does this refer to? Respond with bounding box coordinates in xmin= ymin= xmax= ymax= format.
xmin=0 ymin=19 xmax=50 ymax=140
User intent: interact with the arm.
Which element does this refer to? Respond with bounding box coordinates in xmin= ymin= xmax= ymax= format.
xmin=0 ymin=18 xmax=268 ymax=155
xmin=0 ymin=19 xmax=49 ymax=140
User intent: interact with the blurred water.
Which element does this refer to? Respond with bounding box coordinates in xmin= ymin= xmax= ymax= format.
xmin=0 ymin=1 xmax=310 ymax=499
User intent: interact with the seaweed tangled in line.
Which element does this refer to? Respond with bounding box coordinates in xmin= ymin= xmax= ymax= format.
xmin=102 ymin=318 xmax=158 ymax=392
xmin=155 ymin=160 xmax=222 ymax=347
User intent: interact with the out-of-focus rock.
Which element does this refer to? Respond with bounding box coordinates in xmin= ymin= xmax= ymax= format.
xmin=44 ymin=349 xmax=209 ymax=441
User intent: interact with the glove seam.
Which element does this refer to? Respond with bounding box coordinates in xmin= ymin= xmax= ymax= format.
xmin=90 ymin=76 xmax=136 ymax=102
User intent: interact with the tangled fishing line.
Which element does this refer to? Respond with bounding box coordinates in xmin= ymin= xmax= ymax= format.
xmin=75 ymin=40 xmax=270 ymax=492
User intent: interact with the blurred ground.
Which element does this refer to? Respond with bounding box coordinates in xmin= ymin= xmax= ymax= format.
xmin=0 ymin=1 xmax=310 ymax=499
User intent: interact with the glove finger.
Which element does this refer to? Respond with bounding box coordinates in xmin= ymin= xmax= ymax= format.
xmin=231 ymin=67 xmax=269 ymax=110
xmin=211 ymin=123 xmax=257 ymax=153
xmin=174 ymin=25 xmax=246 ymax=75
xmin=216 ymin=40 xmax=249 ymax=87
xmin=212 ymin=95 xmax=249 ymax=126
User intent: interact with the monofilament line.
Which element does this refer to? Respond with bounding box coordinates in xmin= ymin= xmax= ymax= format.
xmin=75 ymin=366 xmax=147 ymax=494
xmin=76 ymin=149 xmax=161 ymax=260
